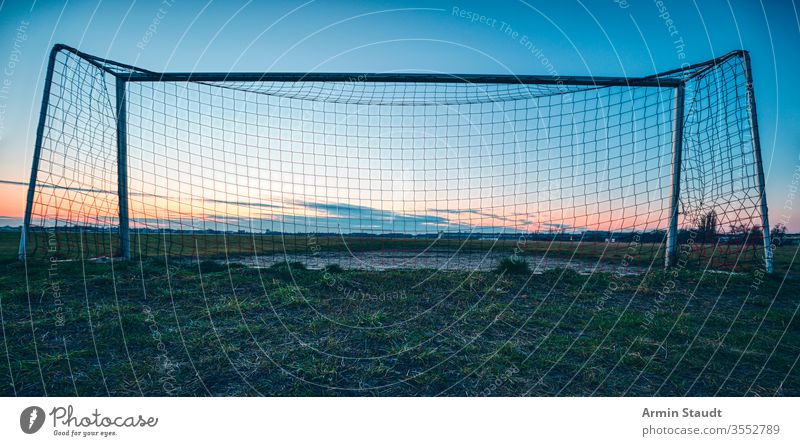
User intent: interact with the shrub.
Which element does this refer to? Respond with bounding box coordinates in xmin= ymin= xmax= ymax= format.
xmin=291 ymin=261 xmax=308 ymax=270
xmin=495 ymin=257 xmax=531 ymax=275
xmin=267 ymin=260 xmax=307 ymax=281
xmin=323 ymin=263 xmax=344 ymax=273
xmin=198 ymin=260 xmax=227 ymax=273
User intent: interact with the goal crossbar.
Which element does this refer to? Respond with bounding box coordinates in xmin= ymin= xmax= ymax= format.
xmin=45 ymin=44 xmax=749 ymax=87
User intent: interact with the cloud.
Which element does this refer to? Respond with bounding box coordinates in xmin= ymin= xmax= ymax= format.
xmin=130 ymin=201 xmax=529 ymax=235
xmin=300 ymin=201 xmax=451 ymax=231
xmin=428 ymin=207 xmax=529 ymax=223
xmin=428 ymin=208 xmax=464 ymax=215
xmin=542 ymin=222 xmax=572 ymax=229
xmin=303 ymin=202 xmax=396 ymax=219
xmin=205 ymin=199 xmax=281 ymax=209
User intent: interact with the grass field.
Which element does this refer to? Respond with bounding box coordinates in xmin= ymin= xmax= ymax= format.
xmin=5 ymin=230 xmax=787 ymax=271
xmin=1 ymin=240 xmax=798 ymax=396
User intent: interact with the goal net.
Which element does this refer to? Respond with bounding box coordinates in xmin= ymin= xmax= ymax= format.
xmin=19 ymin=45 xmax=771 ymax=272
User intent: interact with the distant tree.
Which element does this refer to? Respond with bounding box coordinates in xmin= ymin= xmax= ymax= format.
xmin=772 ymin=223 xmax=788 ymax=246
xmin=697 ymin=210 xmax=718 ymax=243
xmin=727 ymin=223 xmax=763 ymax=253
xmin=641 ymin=230 xmax=666 ymax=244
xmin=728 ymin=223 xmax=745 ymax=235
xmin=728 ymin=222 xmax=761 ymax=237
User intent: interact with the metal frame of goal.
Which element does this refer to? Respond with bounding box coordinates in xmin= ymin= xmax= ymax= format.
xmin=18 ymin=44 xmax=772 ymax=272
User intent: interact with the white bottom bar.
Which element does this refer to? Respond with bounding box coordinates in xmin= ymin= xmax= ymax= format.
xmin=1 ymin=397 xmax=796 ymax=445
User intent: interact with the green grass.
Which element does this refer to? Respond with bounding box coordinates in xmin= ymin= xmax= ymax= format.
xmin=0 ymin=251 xmax=798 ymax=396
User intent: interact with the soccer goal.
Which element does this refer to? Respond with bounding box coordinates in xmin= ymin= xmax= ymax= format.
xmin=18 ymin=44 xmax=772 ymax=272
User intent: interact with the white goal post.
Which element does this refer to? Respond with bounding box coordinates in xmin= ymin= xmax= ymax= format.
xmin=18 ymin=44 xmax=772 ymax=273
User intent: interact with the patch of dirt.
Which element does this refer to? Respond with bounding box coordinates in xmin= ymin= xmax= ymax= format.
xmin=229 ymin=249 xmax=648 ymax=274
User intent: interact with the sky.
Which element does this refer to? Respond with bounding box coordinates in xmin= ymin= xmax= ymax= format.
xmin=0 ymin=0 xmax=798 ymax=234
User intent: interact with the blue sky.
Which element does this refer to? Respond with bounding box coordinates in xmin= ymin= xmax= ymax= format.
xmin=0 ymin=0 xmax=798 ymax=231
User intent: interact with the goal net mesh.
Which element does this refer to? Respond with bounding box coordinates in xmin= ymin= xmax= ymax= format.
xmin=23 ymin=47 xmax=767 ymax=272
